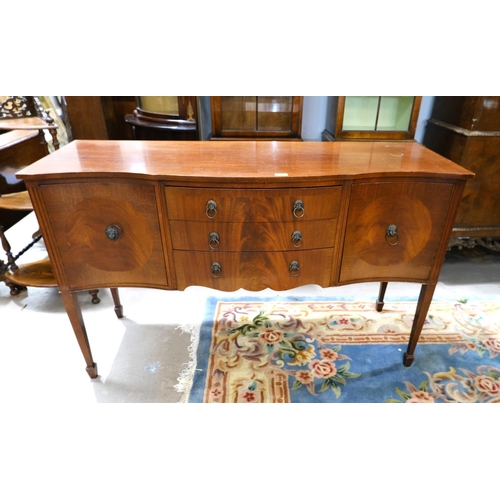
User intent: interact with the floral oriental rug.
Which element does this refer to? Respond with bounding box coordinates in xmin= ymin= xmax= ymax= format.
xmin=177 ymin=296 xmax=500 ymax=403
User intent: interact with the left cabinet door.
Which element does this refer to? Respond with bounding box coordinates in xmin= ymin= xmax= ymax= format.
xmin=39 ymin=180 xmax=168 ymax=289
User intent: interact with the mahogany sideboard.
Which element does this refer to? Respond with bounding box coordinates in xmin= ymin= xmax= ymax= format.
xmin=16 ymin=140 xmax=473 ymax=379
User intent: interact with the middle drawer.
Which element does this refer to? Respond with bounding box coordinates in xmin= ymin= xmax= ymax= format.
xmin=170 ymin=220 xmax=337 ymax=252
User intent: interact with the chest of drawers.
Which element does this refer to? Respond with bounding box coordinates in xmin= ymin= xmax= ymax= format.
xmin=167 ymin=186 xmax=341 ymax=290
xmin=17 ymin=140 xmax=473 ymax=380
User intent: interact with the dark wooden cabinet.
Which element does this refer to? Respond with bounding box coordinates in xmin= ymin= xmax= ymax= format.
xmin=422 ymin=97 xmax=500 ymax=250
xmin=323 ymin=96 xmax=422 ymax=141
xmin=210 ymin=96 xmax=303 ymax=140
xmin=64 ymin=96 xmax=136 ymax=140
xmin=125 ymin=96 xmax=199 ymax=140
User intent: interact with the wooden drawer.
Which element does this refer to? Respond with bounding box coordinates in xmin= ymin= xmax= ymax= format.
xmin=170 ymin=219 xmax=337 ymax=251
xmin=339 ymin=181 xmax=453 ymax=283
xmin=39 ymin=181 xmax=168 ymax=289
xmin=165 ymin=187 xmax=341 ymax=222
xmin=174 ymin=249 xmax=334 ymax=291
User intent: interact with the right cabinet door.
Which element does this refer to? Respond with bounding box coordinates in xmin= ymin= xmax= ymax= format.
xmin=339 ymin=181 xmax=453 ymax=283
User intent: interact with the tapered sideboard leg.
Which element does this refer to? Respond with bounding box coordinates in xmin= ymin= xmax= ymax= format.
xmin=110 ymin=288 xmax=123 ymax=318
xmin=403 ymin=284 xmax=436 ymax=367
xmin=376 ymin=282 xmax=388 ymax=312
xmin=60 ymin=291 xmax=98 ymax=378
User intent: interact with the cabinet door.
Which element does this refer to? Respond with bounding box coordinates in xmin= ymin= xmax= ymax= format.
xmin=39 ymin=181 xmax=168 ymax=289
xmin=210 ymin=96 xmax=303 ymax=139
xmin=339 ymin=181 xmax=453 ymax=283
xmin=330 ymin=96 xmax=422 ymax=140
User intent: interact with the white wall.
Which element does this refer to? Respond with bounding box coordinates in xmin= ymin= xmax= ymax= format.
xmin=414 ymin=96 xmax=435 ymax=144
xmin=301 ymin=96 xmax=329 ymax=141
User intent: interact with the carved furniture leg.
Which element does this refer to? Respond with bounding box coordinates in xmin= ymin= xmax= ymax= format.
xmin=403 ymin=284 xmax=436 ymax=367
xmin=376 ymin=282 xmax=388 ymax=312
xmin=48 ymin=128 xmax=60 ymax=150
xmin=0 ymin=225 xmax=17 ymax=270
xmin=110 ymin=287 xmax=123 ymax=318
xmin=60 ymin=291 xmax=98 ymax=378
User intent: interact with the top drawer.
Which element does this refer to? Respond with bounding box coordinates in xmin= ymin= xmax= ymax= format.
xmin=165 ymin=187 xmax=341 ymax=222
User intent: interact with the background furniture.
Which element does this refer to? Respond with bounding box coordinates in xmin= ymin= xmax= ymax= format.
xmin=0 ymin=129 xmax=47 ymax=230
xmin=0 ymin=211 xmax=57 ymax=296
xmin=125 ymin=96 xmax=199 ymax=140
xmin=422 ymin=96 xmax=500 ymax=251
xmin=18 ymin=140 xmax=472 ymax=378
xmin=210 ymin=96 xmax=303 ymax=140
xmin=63 ymin=96 xmax=136 ymax=140
xmin=0 ymin=96 xmax=60 ymax=229
xmin=323 ymin=96 xmax=422 ymax=141
xmin=0 ymin=97 xmax=59 ymax=295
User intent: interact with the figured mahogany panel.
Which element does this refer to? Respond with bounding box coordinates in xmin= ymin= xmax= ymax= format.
xmin=165 ymin=187 xmax=341 ymax=222
xmin=38 ymin=181 xmax=167 ymax=289
xmin=339 ymin=181 xmax=453 ymax=283
xmin=169 ymin=219 xmax=337 ymax=252
xmin=173 ymin=249 xmax=334 ymax=291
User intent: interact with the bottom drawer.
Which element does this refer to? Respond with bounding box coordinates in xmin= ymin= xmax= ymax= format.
xmin=174 ymin=249 xmax=334 ymax=291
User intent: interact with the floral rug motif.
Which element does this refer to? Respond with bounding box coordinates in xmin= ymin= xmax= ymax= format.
xmin=178 ymin=297 xmax=500 ymax=403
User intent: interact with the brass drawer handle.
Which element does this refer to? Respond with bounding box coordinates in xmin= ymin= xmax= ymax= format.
xmin=291 ymin=230 xmax=302 ymax=248
xmin=289 ymin=260 xmax=300 ymax=277
xmin=206 ymin=200 xmax=218 ymax=219
xmin=105 ymin=224 xmax=122 ymax=241
xmin=211 ymin=261 xmax=222 ymax=277
xmin=209 ymin=231 xmax=220 ymax=249
xmin=386 ymin=224 xmax=399 ymax=246
xmin=293 ymin=199 xmax=304 ymax=218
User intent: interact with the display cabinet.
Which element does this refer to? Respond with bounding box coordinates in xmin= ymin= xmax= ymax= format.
xmin=323 ymin=96 xmax=422 ymax=141
xmin=210 ymin=96 xmax=303 ymax=140
xmin=125 ymin=96 xmax=199 ymax=141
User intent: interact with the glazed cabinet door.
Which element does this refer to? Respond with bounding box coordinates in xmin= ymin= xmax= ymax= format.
xmin=339 ymin=181 xmax=454 ymax=283
xmin=38 ymin=181 xmax=168 ymax=289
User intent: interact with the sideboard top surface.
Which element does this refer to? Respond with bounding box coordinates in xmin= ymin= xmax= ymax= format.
xmin=17 ymin=140 xmax=473 ymax=183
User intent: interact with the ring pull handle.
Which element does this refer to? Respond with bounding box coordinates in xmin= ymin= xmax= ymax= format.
xmin=386 ymin=224 xmax=399 ymax=246
xmin=209 ymin=231 xmax=220 ymax=249
xmin=206 ymin=200 xmax=218 ymax=219
xmin=211 ymin=261 xmax=222 ymax=278
xmin=105 ymin=224 xmax=122 ymax=241
xmin=291 ymin=230 xmax=302 ymax=248
xmin=293 ymin=200 xmax=304 ymax=219
xmin=289 ymin=260 xmax=300 ymax=277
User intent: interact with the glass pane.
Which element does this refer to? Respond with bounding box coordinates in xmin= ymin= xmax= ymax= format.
xmin=257 ymin=96 xmax=293 ymax=131
xmin=343 ymin=97 xmax=379 ymax=131
xmin=377 ymin=96 xmax=414 ymax=131
xmin=140 ymin=96 xmax=179 ymax=115
xmin=221 ymin=96 xmax=256 ymax=131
